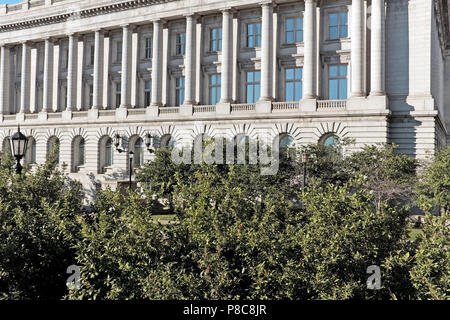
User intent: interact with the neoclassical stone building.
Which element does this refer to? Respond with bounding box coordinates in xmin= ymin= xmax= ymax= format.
xmin=0 ymin=0 xmax=449 ymax=186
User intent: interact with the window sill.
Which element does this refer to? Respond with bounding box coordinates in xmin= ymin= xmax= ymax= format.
xmin=324 ymin=37 xmax=350 ymax=43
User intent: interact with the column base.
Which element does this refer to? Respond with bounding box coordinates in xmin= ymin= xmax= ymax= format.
xmin=346 ymin=96 xmax=367 ymax=111
xmin=88 ymin=108 xmax=99 ymax=120
xmin=216 ymin=102 xmax=231 ymax=115
xmin=367 ymin=94 xmax=389 ymax=111
xmin=146 ymin=105 xmax=159 ymax=117
xmin=16 ymin=113 xmax=25 ymax=122
xmin=62 ymin=110 xmax=72 ymax=120
xmin=116 ymin=107 xmax=128 ymax=119
xmin=256 ymin=100 xmax=272 ymax=113
xmin=38 ymin=111 xmax=48 ymax=120
xmin=180 ymin=104 xmax=193 ymax=116
xmin=406 ymin=94 xmax=435 ymax=111
xmin=299 ymin=98 xmax=317 ymax=112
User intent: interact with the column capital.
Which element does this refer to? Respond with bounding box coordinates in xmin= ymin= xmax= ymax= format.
xmin=93 ymin=28 xmax=105 ymax=34
xmin=183 ymin=13 xmax=198 ymax=20
xmin=259 ymin=0 xmax=273 ymax=7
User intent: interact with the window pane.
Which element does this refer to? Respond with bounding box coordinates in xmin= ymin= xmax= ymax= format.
xmin=296 ymin=30 xmax=303 ymax=42
xmin=254 ymin=83 xmax=260 ymax=101
xmin=286 ymin=31 xmax=294 ymax=44
xmin=255 ymin=71 xmax=261 ymax=82
xmin=247 ymin=71 xmax=253 ymax=83
xmin=340 ymin=12 xmax=348 ymax=25
xmin=329 ymin=13 xmax=338 ymax=26
xmin=339 ymin=79 xmax=347 ymax=99
xmin=248 ymin=35 xmax=254 ymax=48
xmin=286 ymin=18 xmax=294 ymax=31
xmin=256 ymin=23 xmax=261 ymax=35
xmin=296 ymin=18 xmax=303 ymax=29
xmin=286 ymin=82 xmax=294 ymax=101
xmin=339 ymin=65 xmax=348 ymax=76
xmin=247 ymin=85 xmax=254 ymax=103
xmin=329 ymin=65 xmax=338 ymax=77
xmin=329 ymin=26 xmax=338 ymax=39
xmin=248 ymin=23 xmax=254 ymax=35
xmin=295 ymin=81 xmax=303 ymax=100
xmin=256 ymin=34 xmax=261 ymax=47
xmin=295 ymin=68 xmax=303 ymax=80
xmin=286 ymin=68 xmax=294 ymax=80
xmin=329 ymin=79 xmax=338 ymax=100
xmin=340 ymin=25 xmax=348 ymax=38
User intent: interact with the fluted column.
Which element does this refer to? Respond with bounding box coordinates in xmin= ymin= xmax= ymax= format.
xmin=66 ymin=33 xmax=78 ymax=110
xmin=0 ymin=45 xmax=10 ymax=115
xmin=220 ymin=9 xmax=232 ymax=103
xmin=302 ymin=0 xmax=316 ymax=100
xmin=370 ymin=0 xmax=385 ymax=96
xmin=120 ymin=25 xmax=131 ymax=108
xmin=151 ymin=20 xmax=163 ymax=107
xmin=93 ymin=29 xmax=104 ymax=109
xmin=259 ymin=1 xmax=273 ymax=101
xmin=184 ymin=14 xmax=195 ymax=105
xmin=20 ymin=41 xmax=30 ymax=113
xmin=350 ymin=0 xmax=364 ymax=97
xmin=42 ymin=38 xmax=53 ymax=113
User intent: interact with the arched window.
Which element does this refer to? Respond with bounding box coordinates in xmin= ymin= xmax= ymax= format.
xmin=72 ymin=136 xmax=85 ymax=172
xmin=2 ymin=137 xmax=11 ymax=155
xmin=320 ymin=134 xmax=341 ymax=147
xmin=47 ymin=136 xmax=60 ymax=164
xmin=133 ymin=137 xmax=144 ymax=167
xmin=160 ymin=134 xmax=176 ymax=149
xmin=25 ymin=137 xmax=37 ymax=165
xmin=279 ymin=134 xmax=295 ymax=149
xmin=99 ymin=136 xmax=114 ymax=174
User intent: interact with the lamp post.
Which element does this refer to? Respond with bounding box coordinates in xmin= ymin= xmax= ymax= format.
xmin=128 ymin=151 xmax=134 ymax=190
xmin=144 ymin=132 xmax=154 ymax=153
xmin=301 ymin=152 xmax=308 ymax=189
xmin=10 ymin=125 xmax=28 ymax=174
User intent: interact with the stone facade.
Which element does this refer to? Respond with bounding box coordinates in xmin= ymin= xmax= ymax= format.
xmin=0 ymin=0 xmax=449 ymax=187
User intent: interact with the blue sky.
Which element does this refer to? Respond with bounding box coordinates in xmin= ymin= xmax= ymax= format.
xmin=0 ymin=0 xmax=22 ymax=4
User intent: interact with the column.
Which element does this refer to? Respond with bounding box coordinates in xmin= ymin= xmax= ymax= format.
xmin=120 ymin=25 xmax=132 ymax=108
xmin=302 ymin=0 xmax=316 ymax=100
xmin=220 ymin=9 xmax=232 ymax=103
xmin=76 ymin=36 xmax=84 ymax=111
xmin=20 ymin=41 xmax=30 ymax=114
xmin=151 ymin=20 xmax=163 ymax=107
xmin=131 ymin=29 xmax=139 ymax=108
xmin=29 ymin=45 xmax=38 ymax=113
xmin=93 ymin=30 xmax=104 ymax=109
xmin=259 ymin=1 xmax=273 ymax=101
xmin=184 ymin=14 xmax=195 ymax=105
xmin=370 ymin=0 xmax=385 ymax=96
xmin=66 ymin=33 xmax=78 ymax=110
xmin=350 ymin=0 xmax=364 ymax=97
xmin=42 ymin=38 xmax=53 ymax=113
xmin=0 ymin=45 xmax=10 ymax=114
xmin=102 ymin=34 xmax=110 ymax=109
xmin=52 ymin=40 xmax=60 ymax=112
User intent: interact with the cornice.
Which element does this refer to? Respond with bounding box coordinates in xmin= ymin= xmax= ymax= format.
xmin=0 ymin=0 xmax=179 ymax=33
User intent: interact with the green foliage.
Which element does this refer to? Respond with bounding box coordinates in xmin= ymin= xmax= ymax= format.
xmin=0 ymin=152 xmax=84 ymax=299
xmin=416 ymin=146 xmax=450 ymax=214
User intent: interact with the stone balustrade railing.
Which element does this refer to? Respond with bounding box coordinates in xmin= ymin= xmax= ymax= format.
xmin=0 ymin=100 xmax=349 ymax=124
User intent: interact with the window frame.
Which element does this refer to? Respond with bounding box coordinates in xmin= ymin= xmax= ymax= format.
xmin=208 ymin=73 xmax=221 ymax=105
xmin=285 ymin=16 xmax=304 ymax=44
xmin=327 ymin=64 xmax=348 ymax=100
xmin=144 ymin=79 xmax=152 ymax=107
xmin=245 ymin=70 xmax=261 ymax=103
xmin=246 ymin=22 xmax=262 ymax=48
xmin=175 ymin=76 xmax=185 ymax=106
xmin=209 ymin=27 xmax=222 ymax=52
xmin=328 ymin=11 xmax=348 ymax=40
xmin=175 ymin=32 xmax=186 ymax=56
xmin=144 ymin=37 xmax=153 ymax=60
xmin=284 ymin=67 xmax=303 ymax=101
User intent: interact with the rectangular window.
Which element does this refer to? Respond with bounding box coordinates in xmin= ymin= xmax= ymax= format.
xmin=246 ymin=71 xmax=261 ymax=103
xmin=209 ymin=74 xmax=221 ymax=105
xmin=285 ymin=17 xmax=303 ymax=44
xmin=115 ymin=82 xmax=121 ymax=108
xmin=145 ymin=37 xmax=153 ymax=59
xmin=247 ymin=22 xmax=262 ymax=48
xmin=89 ymin=84 xmax=93 ymax=108
xmin=175 ymin=77 xmax=185 ymax=106
xmin=62 ymin=85 xmax=67 ymax=109
xmin=175 ymin=33 xmax=186 ymax=55
xmin=144 ymin=80 xmax=152 ymax=107
xmin=63 ymin=48 xmax=69 ymax=70
xmin=116 ymin=41 xmax=122 ymax=63
xmin=210 ymin=28 xmax=222 ymax=52
xmin=328 ymin=64 xmax=347 ymax=100
xmin=89 ymin=45 xmax=95 ymax=66
xmin=285 ymin=67 xmax=303 ymax=101
xmin=329 ymin=12 xmax=348 ymax=40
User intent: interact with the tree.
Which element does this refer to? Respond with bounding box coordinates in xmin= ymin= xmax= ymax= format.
xmin=415 ymin=146 xmax=450 ymax=215
xmin=0 ymin=151 xmax=84 ymax=299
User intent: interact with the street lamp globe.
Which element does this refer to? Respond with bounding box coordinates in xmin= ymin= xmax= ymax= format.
xmin=10 ymin=125 xmax=28 ymax=174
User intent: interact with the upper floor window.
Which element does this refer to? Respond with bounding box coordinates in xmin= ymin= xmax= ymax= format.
xmin=63 ymin=48 xmax=69 ymax=70
xmin=247 ymin=22 xmax=261 ymax=48
xmin=175 ymin=33 xmax=186 ymax=55
xmin=88 ymin=84 xmax=93 ymax=108
xmin=89 ymin=45 xmax=95 ymax=66
xmin=285 ymin=67 xmax=303 ymax=101
xmin=285 ymin=17 xmax=303 ymax=44
xmin=328 ymin=12 xmax=348 ymax=40
xmin=210 ymin=27 xmax=222 ymax=52
xmin=115 ymin=82 xmax=121 ymax=108
xmin=246 ymin=71 xmax=261 ymax=103
xmin=328 ymin=64 xmax=347 ymax=100
xmin=116 ymin=41 xmax=123 ymax=63
xmin=144 ymin=80 xmax=152 ymax=107
xmin=175 ymin=77 xmax=185 ymax=106
xmin=209 ymin=74 xmax=221 ymax=105
xmin=144 ymin=37 xmax=153 ymax=59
